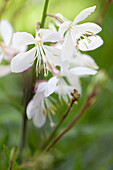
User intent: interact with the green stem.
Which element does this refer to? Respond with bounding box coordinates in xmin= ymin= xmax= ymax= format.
xmin=40 ymin=0 xmax=49 ymax=28
xmin=19 ymin=0 xmax=50 ymax=160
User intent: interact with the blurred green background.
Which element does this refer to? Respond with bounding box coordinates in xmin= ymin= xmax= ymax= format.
xmin=0 ymin=0 xmax=113 ymax=169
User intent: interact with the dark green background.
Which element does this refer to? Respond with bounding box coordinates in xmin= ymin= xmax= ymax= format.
xmin=0 ymin=0 xmax=113 ymax=169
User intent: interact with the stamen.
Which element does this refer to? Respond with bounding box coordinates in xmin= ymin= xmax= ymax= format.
xmin=76 ymin=40 xmax=79 ymax=52
xmin=86 ymin=31 xmax=96 ymax=37
xmin=48 ymin=111 xmax=55 ymax=127
xmin=83 ymin=42 xmax=88 ymax=49
xmin=44 ymin=63 xmax=48 ymax=77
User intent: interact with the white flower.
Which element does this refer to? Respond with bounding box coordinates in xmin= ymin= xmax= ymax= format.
xmin=11 ymin=29 xmax=61 ymax=75
xmin=68 ymin=50 xmax=99 ymax=70
xmin=0 ymin=19 xmax=16 ymax=62
xmin=58 ymin=6 xmax=103 ymax=60
xmin=0 ymin=19 xmax=26 ymax=77
xmin=55 ymin=78 xmax=76 ymax=103
xmin=0 ymin=19 xmax=26 ymax=62
xmin=26 ymin=76 xmax=59 ymax=128
xmin=61 ymin=52 xmax=98 ymax=80
xmin=54 ymin=47 xmax=98 ymax=102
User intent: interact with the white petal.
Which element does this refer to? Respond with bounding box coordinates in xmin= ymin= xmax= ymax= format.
xmin=27 ymin=98 xmax=46 ymax=128
xmin=12 ymin=43 xmax=27 ymax=53
xmin=55 ymin=78 xmax=74 ymax=102
xmin=69 ymin=52 xmax=98 ymax=70
xmin=60 ymin=67 xmax=69 ymax=77
xmin=61 ymin=31 xmax=75 ymax=60
xmin=44 ymin=76 xmax=59 ymax=97
xmin=54 ymin=13 xmax=63 ymax=27
xmin=26 ymin=100 xmax=34 ymax=119
xmin=0 ymin=65 xmax=11 ymax=77
xmin=67 ymin=75 xmax=81 ymax=94
xmin=56 ymin=13 xmax=64 ymax=20
xmin=79 ymin=35 xmax=103 ymax=51
xmin=32 ymin=92 xmax=44 ymax=111
xmin=0 ymin=19 xmax=13 ymax=45
xmin=33 ymin=100 xmax=46 ymax=128
xmin=69 ymin=67 xmax=97 ymax=75
xmin=12 ymin=32 xmax=36 ymax=47
xmin=37 ymin=82 xmax=47 ymax=93
xmin=74 ymin=22 xmax=102 ymax=35
xmin=73 ymin=6 xmax=96 ymax=24
xmin=48 ymin=22 xmax=57 ymax=32
xmin=59 ymin=22 xmax=70 ymax=37
xmin=41 ymin=29 xmax=61 ymax=42
xmin=43 ymin=45 xmax=62 ymax=66
xmin=0 ymin=53 xmax=4 ymax=63
xmin=11 ymin=47 xmax=36 ymax=73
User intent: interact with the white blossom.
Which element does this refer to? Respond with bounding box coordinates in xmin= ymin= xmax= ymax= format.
xmin=0 ymin=19 xmax=26 ymax=77
xmin=58 ymin=6 xmax=103 ymax=60
xmin=53 ymin=46 xmax=98 ymax=102
xmin=0 ymin=19 xmax=26 ymax=62
xmin=26 ymin=76 xmax=58 ymax=128
xmin=11 ymin=29 xmax=61 ymax=75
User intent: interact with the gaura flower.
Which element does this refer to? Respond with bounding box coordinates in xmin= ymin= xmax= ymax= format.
xmin=26 ymin=76 xmax=59 ymax=128
xmin=55 ymin=77 xmax=76 ymax=103
xmin=0 ymin=19 xmax=26 ymax=77
xmin=58 ymin=6 xmax=103 ymax=60
xmin=0 ymin=19 xmax=16 ymax=63
xmin=0 ymin=19 xmax=26 ymax=62
xmin=68 ymin=50 xmax=98 ymax=70
xmin=11 ymin=29 xmax=61 ymax=76
xmin=53 ymin=48 xmax=98 ymax=102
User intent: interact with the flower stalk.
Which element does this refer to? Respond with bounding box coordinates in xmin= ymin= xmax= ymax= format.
xmin=43 ymin=88 xmax=97 ymax=153
xmin=46 ymin=14 xmax=64 ymax=23
xmin=19 ymin=0 xmax=50 ymax=160
xmin=42 ymin=89 xmax=80 ymax=149
xmin=40 ymin=0 xmax=49 ymax=28
xmin=97 ymin=0 xmax=113 ymax=24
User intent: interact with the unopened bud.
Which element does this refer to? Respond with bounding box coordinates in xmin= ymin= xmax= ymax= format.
xmin=71 ymin=89 xmax=80 ymax=102
xmin=10 ymin=146 xmax=17 ymax=163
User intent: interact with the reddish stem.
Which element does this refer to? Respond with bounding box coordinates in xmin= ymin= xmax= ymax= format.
xmin=97 ymin=0 xmax=113 ymax=24
xmin=9 ymin=160 xmax=13 ymax=170
xmin=46 ymin=14 xmax=64 ymax=23
xmin=36 ymin=22 xmax=40 ymax=33
xmin=43 ymin=88 xmax=97 ymax=152
xmin=42 ymin=90 xmax=80 ymax=149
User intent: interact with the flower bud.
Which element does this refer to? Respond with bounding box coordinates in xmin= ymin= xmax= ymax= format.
xmin=10 ymin=146 xmax=17 ymax=163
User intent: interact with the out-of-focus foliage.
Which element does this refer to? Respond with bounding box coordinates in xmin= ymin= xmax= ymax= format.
xmin=0 ymin=0 xmax=113 ymax=169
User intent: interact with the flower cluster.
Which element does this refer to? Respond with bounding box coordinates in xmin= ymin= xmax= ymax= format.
xmin=0 ymin=6 xmax=103 ymax=127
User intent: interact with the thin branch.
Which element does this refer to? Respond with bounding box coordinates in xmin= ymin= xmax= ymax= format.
xmin=9 ymin=160 xmax=13 ymax=170
xmin=43 ymin=88 xmax=97 ymax=153
xmin=0 ymin=0 xmax=9 ymax=17
xmin=97 ymin=0 xmax=113 ymax=24
xmin=46 ymin=14 xmax=64 ymax=23
xmin=42 ymin=90 xmax=80 ymax=149
xmin=19 ymin=0 xmax=50 ymax=161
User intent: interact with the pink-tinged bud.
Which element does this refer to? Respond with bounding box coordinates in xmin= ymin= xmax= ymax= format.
xmin=36 ymin=22 xmax=40 ymax=33
xmin=35 ymin=80 xmax=47 ymax=92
